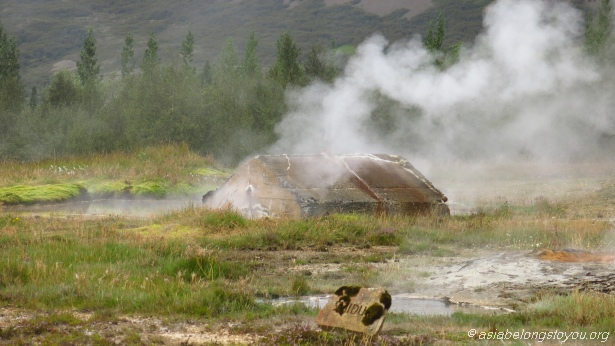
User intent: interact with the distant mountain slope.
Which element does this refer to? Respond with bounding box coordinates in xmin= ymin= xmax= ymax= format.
xmin=322 ymin=0 xmax=434 ymax=18
xmin=0 ymin=0 xmax=588 ymax=88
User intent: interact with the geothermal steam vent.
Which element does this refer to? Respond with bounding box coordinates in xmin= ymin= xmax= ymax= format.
xmin=202 ymin=154 xmax=449 ymax=218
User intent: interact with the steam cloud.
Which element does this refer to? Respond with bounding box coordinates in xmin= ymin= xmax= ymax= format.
xmin=269 ymin=0 xmax=615 ymax=163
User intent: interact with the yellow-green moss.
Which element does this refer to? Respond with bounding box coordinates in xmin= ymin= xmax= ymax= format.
xmin=0 ymin=184 xmax=87 ymax=205
xmin=132 ymin=181 xmax=167 ymax=199
xmin=84 ymin=180 xmax=131 ymax=198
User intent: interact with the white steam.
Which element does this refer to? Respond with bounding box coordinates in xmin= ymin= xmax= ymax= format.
xmin=269 ymin=0 xmax=615 ymax=163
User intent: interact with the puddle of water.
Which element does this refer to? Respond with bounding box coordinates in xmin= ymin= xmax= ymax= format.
xmin=1 ymin=199 xmax=201 ymax=217
xmin=259 ymin=294 xmax=509 ymax=316
xmin=262 ymin=296 xmax=330 ymax=310
xmin=392 ymin=297 xmax=454 ymax=316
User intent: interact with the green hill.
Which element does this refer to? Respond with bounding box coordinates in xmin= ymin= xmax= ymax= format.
xmin=0 ymin=0 xmax=501 ymax=88
xmin=0 ymin=0 xmax=594 ymax=89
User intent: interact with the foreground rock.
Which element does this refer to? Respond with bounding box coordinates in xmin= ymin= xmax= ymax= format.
xmin=316 ymin=286 xmax=391 ymax=335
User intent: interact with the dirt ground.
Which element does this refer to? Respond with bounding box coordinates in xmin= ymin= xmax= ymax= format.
xmin=0 ymin=307 xmax=260 ymax=345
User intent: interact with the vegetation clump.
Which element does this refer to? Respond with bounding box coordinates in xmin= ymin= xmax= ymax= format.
xmin=200 ymin=209 xmax=248 ymax=231
xmin=0 ymin=183 xmax=86 ymax=205
xmin=0 ymin=145 xmax=227 ymax=204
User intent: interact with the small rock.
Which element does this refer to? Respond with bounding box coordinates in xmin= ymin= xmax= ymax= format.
xmin=316 ymin=286 xmax=390 ymax=336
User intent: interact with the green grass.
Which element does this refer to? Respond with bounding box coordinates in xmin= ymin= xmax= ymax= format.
xmin=1 ymin=152 xmax=615 ymax=343
xmin=0 ymin=191 xmax=610 ymax=316
xmin=526 ymin=291 xmax=615 ymax=329
xmin=199 ymin=209 xmax=248 ymax=231
xmin=4 ymin=204 xmax=608 ymax=302
xmin=445 ymin=291 xmax=615 ymax=343
xmin=0 ymin=203 xmax=612 ymax=344
xmin=192 ymin=209 xmax=611 ymax=253
xmin=0 ymin=219 xmax=260 ymax=316
xmin=162 ymin=248 xmax=250 ymax=282
xmin=131 ymin=180 xmax=167 ymax=198
xmin=0 ymin=183 xmax=87 ymax=205
xmin=84 ymin=179 xmax=131 ymax=198
xmin=0 ymin=144 xmax=229 ymax=203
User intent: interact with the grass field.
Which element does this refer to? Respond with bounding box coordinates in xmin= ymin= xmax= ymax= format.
xmin=1 ymin=147 xmax=614 ymax=344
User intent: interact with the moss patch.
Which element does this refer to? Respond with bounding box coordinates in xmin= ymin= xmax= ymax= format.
xmin=0 ymin=184 xmax=87 ymax=205
xmin=0 ymin=145 xmax=228 ymax=205
xmin=84 ymin=180 xmax=131 ymax=198
xmin=191 ymin=168 xmax=229 ymax=177
xmin=85 ymin=179 xmax=204 ymax=199
xmin=127 ymin=224 xmax=201 ymax=240
xmin=334 ymin=286 xmax=362 ymax=297
xmin=1 ymin=179 xmax=206 ymax=206
xmin=361 ymin=303 xmax=385 ymax=326
xmin=131 ymin=181 xmax=167 ymax=199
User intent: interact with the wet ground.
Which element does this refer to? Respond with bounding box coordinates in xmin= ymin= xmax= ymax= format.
xmin=274 ymin=248 xmax=615 ymax=313
xmin=262 ymin=294 xmax=509 ymax=316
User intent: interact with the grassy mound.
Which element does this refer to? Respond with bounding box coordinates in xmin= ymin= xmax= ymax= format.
xmin=0 ymin=145 xmax=229 ymax=204
xmin=0 ymin=184 xmax=87 ymax=205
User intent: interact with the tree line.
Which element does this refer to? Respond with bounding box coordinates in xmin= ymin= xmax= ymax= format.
xmin=0 ymin=25 xmax=340 ymax=164
xmin=0 ymin=1 xmax=613 ymax=164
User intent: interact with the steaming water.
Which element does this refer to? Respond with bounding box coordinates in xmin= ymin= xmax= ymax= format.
xmin=261 ymin=294 xmax=509 ymax=316
xmin=1 ymin=198 xmax=202 ymax=217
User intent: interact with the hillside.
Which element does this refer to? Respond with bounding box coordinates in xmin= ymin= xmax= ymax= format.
xmin=1 ymin=0 xmax=595 ymax=89
xmin=0 ymin=0 xmax=502 ymax=89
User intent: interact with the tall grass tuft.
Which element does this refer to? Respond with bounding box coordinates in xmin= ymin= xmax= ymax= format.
xmin=162 ymin=245 xmax=248 ymax=282
xmin=200 ymin=209 xmax=247 ymax=232
xmin=527 ymin=291 xmax=615 ymax=329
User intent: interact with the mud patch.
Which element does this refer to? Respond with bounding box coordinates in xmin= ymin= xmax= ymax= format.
xmin=411 ymin=250 xmax=615 ymax=308
xmin=532 ymin=248 xmax=615 ymax=263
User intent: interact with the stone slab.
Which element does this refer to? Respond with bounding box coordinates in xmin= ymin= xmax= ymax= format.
xmin=316 ymin=286 xmax=391 ymax=336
